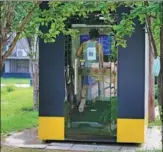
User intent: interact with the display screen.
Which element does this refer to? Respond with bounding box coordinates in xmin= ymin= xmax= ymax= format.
xmin=80 ymin=35 xmax=111 ymax=55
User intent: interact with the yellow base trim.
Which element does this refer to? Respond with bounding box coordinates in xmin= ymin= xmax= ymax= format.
xmin=38 ymin=117 xmax=64 ymax=140
xmin=117 ymin=119 xmax=145 ymax=143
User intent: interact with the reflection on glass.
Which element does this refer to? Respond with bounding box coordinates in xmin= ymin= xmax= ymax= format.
xmin=64 ymin=29 xmax=117 ymax=141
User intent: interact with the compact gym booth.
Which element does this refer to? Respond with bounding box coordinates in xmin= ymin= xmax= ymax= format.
xmin=38 ymin=2 xmax=149 ymax=143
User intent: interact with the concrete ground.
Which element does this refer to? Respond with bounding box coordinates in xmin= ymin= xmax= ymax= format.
xmin=2 ymin=126 xmax=162 ymax=152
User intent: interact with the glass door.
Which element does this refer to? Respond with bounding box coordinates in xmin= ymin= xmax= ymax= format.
xmin=65 ymin=31 xmax=117 ymax=141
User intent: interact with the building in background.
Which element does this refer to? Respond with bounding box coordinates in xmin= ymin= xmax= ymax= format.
xmin=2 ymin=37 xmax=31 ymax=78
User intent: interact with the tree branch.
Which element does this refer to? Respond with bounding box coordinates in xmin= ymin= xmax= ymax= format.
xmin=144 ymin=1 xmax=158 ymax=58
xmin=1 ymin=1 xmax=40 ymax=69
xmin=149 ymin=15 xmax=157 ymax=19
xmin=6 ymin=3 xmax=12 ymax=33
xmin=146 ymin=16 xmax=158 ymax=58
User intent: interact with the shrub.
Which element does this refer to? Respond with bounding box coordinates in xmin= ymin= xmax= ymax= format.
xmin=4 ymin=85 xmax=16 ymax=92
xmin=155 ymin=85 xmax=158 ymax=99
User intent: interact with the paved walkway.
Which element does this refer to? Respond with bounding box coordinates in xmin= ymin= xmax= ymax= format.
xmin=2 ymin=126 xmax=162 ymax=151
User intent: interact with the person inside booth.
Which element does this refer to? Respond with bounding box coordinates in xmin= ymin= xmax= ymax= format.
xmin=76 ymin=29 xmax=104 ymax=112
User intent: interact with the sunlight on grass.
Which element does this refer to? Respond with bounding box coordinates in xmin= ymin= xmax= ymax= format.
xmin=1 ymin=87 xmax=38 ymax=134
xmin=149 ymin=117 xmax=161 ymax=127
xmin=1 ymin=78 xmax=30 ymax=84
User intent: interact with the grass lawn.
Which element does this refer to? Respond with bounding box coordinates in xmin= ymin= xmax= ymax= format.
xmin=1 ymin=86 xmax=38 ymax=134
xmin=1 ymin=77 xmax=30 ymax=84
xmin=1 ymin=82 xmax=161 ymax=139
xmin=149 ymin=116 xmax=162 ymax=126
xmin=1 ymin=85 xmax=161 ymax=135
xmin=1 ymin=87 xmax=162 ymax=152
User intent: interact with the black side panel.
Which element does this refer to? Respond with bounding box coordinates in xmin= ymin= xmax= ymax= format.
xmin=117 ymin=18 xmax=145 ymax=119
xmin=39 ymin=35 xmax=65 ymax=117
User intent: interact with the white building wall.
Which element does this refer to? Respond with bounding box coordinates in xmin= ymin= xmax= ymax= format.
xmin=4 ymin=60 xmax=10 ymax=72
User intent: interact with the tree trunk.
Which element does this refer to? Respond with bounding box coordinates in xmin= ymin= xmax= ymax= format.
xmin=32 ymin=61 xmax=39 ymax=111
xmin=0 ymin=37 xmax=2 ymax=73
xmin=148 ymin=44 xmax=155 ymax=122
xmin=159 ymin=1 xmax=163 ymax=122
xmin=29 ymin=36 xmax=39 ymax=111
xmin=30 ymin=59 xmax=39 ymax=111
xmin=146 ymin=17 xmax=158 ymax=59
xmin=158 ymin=74 xmax=162 ymax=118
xmin=158 ymin=75 xmax=161 ymax=106
xmin=145 ymin=16 xmax=157 ymax=122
